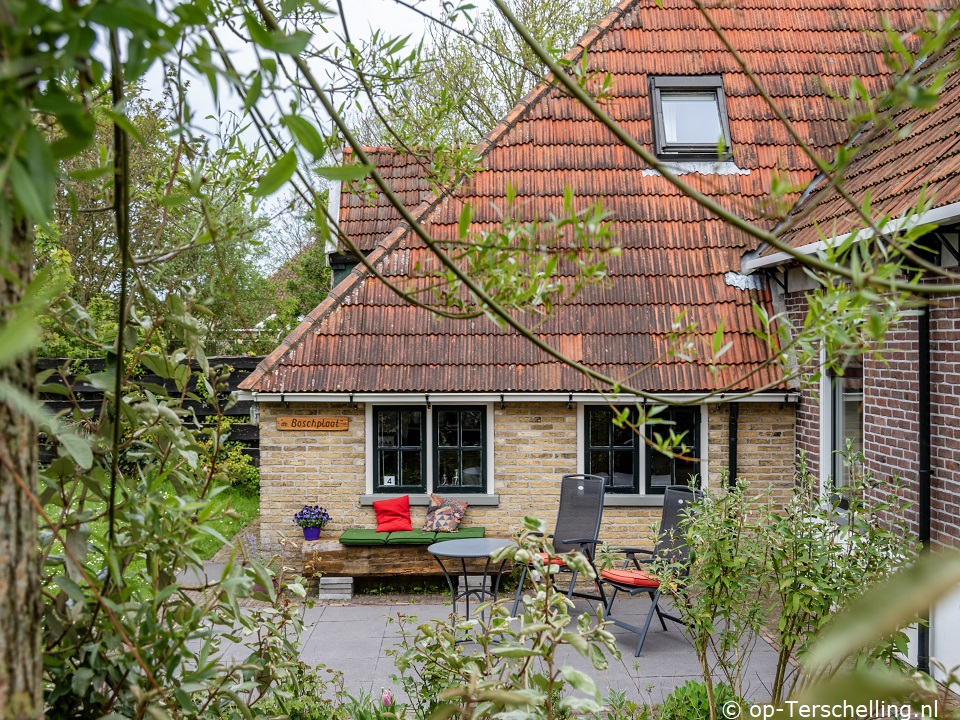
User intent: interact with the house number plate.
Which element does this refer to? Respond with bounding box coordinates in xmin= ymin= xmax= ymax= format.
xmin=276 ymin=416 xmax=349 ymax=431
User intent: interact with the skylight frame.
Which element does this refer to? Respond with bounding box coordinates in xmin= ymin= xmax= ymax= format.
xmin=649 ymin=75 xmax=733 ymax=160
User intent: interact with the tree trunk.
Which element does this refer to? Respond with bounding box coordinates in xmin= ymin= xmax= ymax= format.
xmin=0 ymin=217 xmax=42 ymax=719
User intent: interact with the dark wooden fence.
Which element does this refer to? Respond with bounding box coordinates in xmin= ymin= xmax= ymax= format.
xmin=38 ymin=356 xmax=263 ymax=466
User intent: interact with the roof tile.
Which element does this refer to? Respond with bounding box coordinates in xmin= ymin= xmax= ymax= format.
xmin=243 ymin=0 xmax=947 ymax=395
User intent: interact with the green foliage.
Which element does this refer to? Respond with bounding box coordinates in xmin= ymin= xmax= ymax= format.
xmin=660 ymin=681 xmax=741 ymax=720
xmin=657 ymin=466 xmax=918 ymax=718
xmin=256 ymin=662 xmax=349 ymax=720
xmin=358 ymin=0 xmax=610 ymax=146
xmin=656 ymin=480 xmax=768 ymax=709
xmin=201 ymin=437 xmax=261 ymax=498
xmin=387 ymin=518 xmax=620 ymax=720
xmin=768 ymin=451 xmax=918 ymax=700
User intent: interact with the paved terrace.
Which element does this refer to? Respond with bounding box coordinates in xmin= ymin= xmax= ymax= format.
xmin=180 ymin=562 xmax=780 ymax=707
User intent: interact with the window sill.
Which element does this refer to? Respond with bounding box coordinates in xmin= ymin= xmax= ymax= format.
xmin=603 ymin=495 xmax=665 ymax=507
xmin=360 ymin=494 xmax=500 ymax=507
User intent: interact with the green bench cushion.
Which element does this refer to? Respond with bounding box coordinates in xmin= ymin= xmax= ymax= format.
xmin=431 ymin=527 xmax=486 ymax=541
xmin=338 ymin=527 xmax=486 ymax=546
xmin=339 ymin=529 xmax=389 ymax=546
xmin=384 ymin=530 xmax=437 ymax=545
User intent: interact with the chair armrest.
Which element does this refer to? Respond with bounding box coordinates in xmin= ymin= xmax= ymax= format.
xmin=615 ymin=547 xmax=654 ymax=555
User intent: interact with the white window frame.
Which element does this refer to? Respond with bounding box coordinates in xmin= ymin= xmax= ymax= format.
xmin=365 ymin=402 xmax=495 ymax=495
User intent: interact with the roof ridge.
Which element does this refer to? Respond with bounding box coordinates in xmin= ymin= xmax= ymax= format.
xmin=240 ymin=0 xmax=641 ymax=391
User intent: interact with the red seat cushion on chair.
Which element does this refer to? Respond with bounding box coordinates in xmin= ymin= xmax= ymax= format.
xmin=539 ymin=552 xmax=566 ymax=566
xmin=373 ymin=495 xmax=413 ymax=532
xmin=600 ymin=568 xmax=660 ymax=588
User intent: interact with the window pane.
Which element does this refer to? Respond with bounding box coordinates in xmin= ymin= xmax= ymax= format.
xmin=649 ymin=451 xmax=671 ymax=487
xmin=400 ymin=410 xmax=422 ymax=446
xmin=662 ymin=92 xmax=723 ymax=145
xmin=589 ymin=408 xmax=609 ymax=446
xmin=675 ymin=455 xmax=699 ymax=486
xmin=462 ymin=411 xmax=483 ymax=446
xmin=401 ymin=451 xmax=422 ymax=486
xmin=589 ymin=450 xmax=610 ymax=481
xmin=612 ymin=420 xmax=634 ymax=447
xmin=461 ymin=451 xmax=482 ymax=485
xmin=612 ymin=450 xmax=634 ymax=488
xmin=671 ymin=407 xmax=698 ymax=444
xmin=835 ymin=374 xmax=863 ymax=487
xmin=379 ymin=411 xmax=398 ymax=448
xmin=380 ymin=450 xmax=398 ymax=485
xmin=437 ymin=450 xmax=459 ymax=485
xmin=437 ymin=410 xmax=459 ymax=447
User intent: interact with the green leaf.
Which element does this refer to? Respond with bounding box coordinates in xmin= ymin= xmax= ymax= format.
xmin=54 ymin=576 xmax=86 ymax=603
xmin=140 ymin=352 xmax=174 ymax=378
xmin=314 ymin=163 xmax=373 ymax=181
xmin=244 ymin=71 xmax=263 ymax=114
xmin=458 ymin=202 xmax=473 ymax=239
xmin=560 ymin=665 xmax=599 ymax=699
xmin=10 ymin=159 xmax=49 ymax=224
xmin=253 ymin=151 xmax=297 ymax=197
xmin=282 ymin=115 xmax=326 ymax=160
xmin=491 ymin=646 xmax=540 ymax=658
xmin=806 ymin=551 xmax=960 ymax=671
xmin=71 ymin=668 xmax=95 ymax=696
xmin=712 ymin=318 xmax=725 ymax=355
xmin=57 ymin=431 xmax=94 ymax=470
xmin=0 ymin=309 xmax=38 ymax=366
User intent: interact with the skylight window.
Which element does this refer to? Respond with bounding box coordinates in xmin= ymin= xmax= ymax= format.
xmin=650 ymin=76 xmax=732 ymax=159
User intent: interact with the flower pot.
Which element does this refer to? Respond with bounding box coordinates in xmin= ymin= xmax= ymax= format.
xmin=302 ymin=526 xmax=322 ymax=541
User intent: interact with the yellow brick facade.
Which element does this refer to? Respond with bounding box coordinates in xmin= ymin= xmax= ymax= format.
xmin=259 ymin=401 xmax=796 ymax=552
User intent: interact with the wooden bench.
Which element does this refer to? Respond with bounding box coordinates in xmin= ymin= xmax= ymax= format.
xmin=303 ymin=527 xmax=492 ymax=578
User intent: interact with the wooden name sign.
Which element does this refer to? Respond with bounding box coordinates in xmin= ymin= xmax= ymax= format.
xmin=277 ymin=416 xmax=349 ymax=431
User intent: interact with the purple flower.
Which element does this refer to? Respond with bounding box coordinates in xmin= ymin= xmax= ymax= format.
xmin=293 ymin=505 xmax=331 ymax=528
xmin=381 ymin=688 xmax=393 ymax=707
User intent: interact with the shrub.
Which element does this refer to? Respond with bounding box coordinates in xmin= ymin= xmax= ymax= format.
xmin=201 ymin=436 xmax=260 ymax=496
xmin=659 ymin=680 xmax=740 ymax=720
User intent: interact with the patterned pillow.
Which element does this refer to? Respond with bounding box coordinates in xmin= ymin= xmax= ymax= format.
xmin=422 ymin=493 xmax=468 ymax=532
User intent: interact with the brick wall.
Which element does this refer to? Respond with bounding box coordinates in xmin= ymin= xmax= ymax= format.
xmin=258 ymin=400 xmax=797 ymax=551
xmin=783 ymin=287 xmax=960 ymax=550
xmin=784 ymin=291 xmax=823 ymax=482
xmin=259 ymin=401 xmax=366 ymax=552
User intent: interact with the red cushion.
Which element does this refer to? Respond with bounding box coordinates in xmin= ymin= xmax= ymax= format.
xmin=601 ymin=568 xmax=660 ymax=588
xmin=539 ymin=551 xmax=566 ymax=566
xmin=373 ymin=495 xmax=413 ymax=532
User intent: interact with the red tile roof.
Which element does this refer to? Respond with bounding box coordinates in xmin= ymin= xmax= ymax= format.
xmin=242 ymin=0 xmax=946 ymax=395
xmin=338 ymin=147 xmax=432 ymax=253
xmin=770 ymin=34 xmax=960 ymax=251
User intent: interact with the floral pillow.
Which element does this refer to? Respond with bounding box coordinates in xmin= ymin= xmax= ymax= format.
xmin=422 ymin=493 xmax=468 ymax=533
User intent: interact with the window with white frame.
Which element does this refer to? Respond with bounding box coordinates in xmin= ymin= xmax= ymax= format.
xmin=831 ymin=369 xmax=863 ymax=489
xmin=650 ymin=75 xmax=732 ymax=160
xmin=584 ymin=405 xmax=701 ymax=494
xmin=372 ymin=405 xmax=488 ymax=493
xmin=373 ymin=407 xmax=426 ymax=492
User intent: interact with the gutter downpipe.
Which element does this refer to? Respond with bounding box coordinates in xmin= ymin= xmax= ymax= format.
xmin=917 ymin=303 xmax=931 ymax=675
xmin=728 ymin=402 xmax=739 ymax=487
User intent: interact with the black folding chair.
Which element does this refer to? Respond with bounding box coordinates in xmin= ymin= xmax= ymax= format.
xmin=598 ymin=485 xmax=702 ymax=656
xmin=511 ymin=474 xmax=606 ymax=616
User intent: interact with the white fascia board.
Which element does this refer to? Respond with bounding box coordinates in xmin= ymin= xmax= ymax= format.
xmin=744 ymin=200 xmax=960 ymax=273
xmin=247 ymin=391 xmax=798 ymax=404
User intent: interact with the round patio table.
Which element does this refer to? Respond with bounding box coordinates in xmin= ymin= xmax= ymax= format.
xmin=427 ymin=537 xmax=516 ymax=622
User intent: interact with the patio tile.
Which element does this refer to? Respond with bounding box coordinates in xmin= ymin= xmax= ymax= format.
xmin=300 ymin=632 xmax=387 ymax=663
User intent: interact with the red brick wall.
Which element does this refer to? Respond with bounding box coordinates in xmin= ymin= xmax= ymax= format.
xmin=784 ymin=291 xmax=823 ymax=481
xmin=784 ymin=287 xmax=960 ymax=549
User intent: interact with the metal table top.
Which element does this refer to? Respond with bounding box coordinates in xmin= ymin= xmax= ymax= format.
xmin=427 ymin=537 xmax=515 ymax=559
